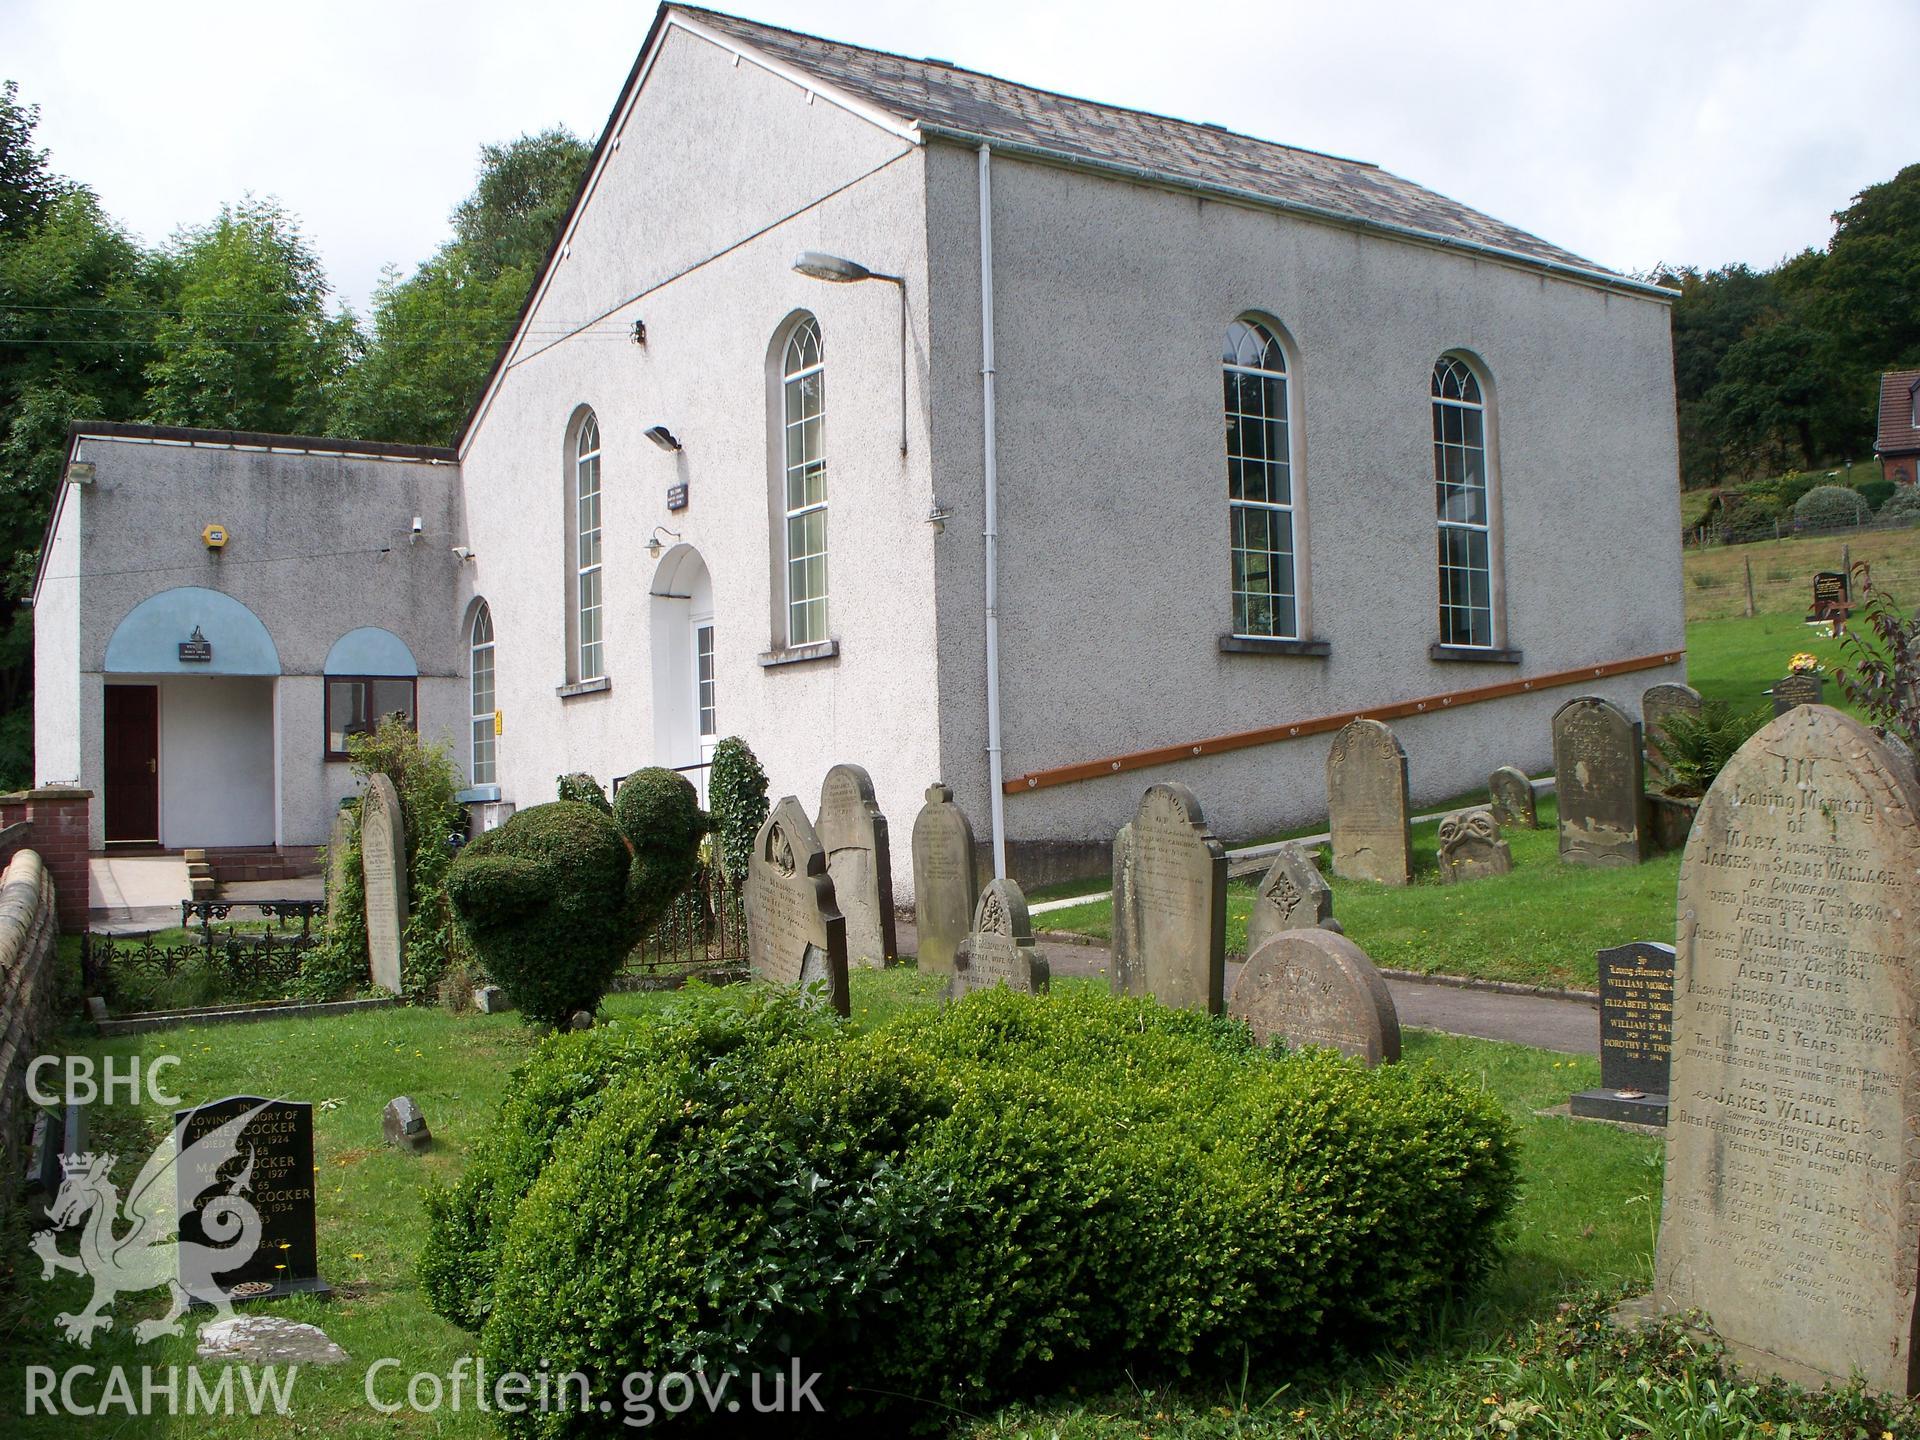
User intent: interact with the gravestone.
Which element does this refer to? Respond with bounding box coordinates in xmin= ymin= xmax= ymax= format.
xmin=325 ymin=804 xmax=355 ymax=910
xmin=1808 ymin=569 xmax=1850 ymax=623
xmin=1228 ymin=929 xmax=1400 ymax=1066
xmin=175 ymin=1096 xmax=327 ymax=1302
xmin=1655 ymin=706 xmax=1920 ymax=1393
xmin=948 ymin=878 xmax=1049 ymax=999
xmin=358 ymin=774 xmax=407 ymax=992
xmin=1642 ymin=682 xmax=1704 ymax=785
xmin=744 ymin=797 xmax=850 ymax=1016
xmin=1435 ymin=807 xmax=1513 ymax=883
xmin=1487 ymin=766 xmax=1537 ymax=829
xmin=1110 ymin=784 xmax=1227 ymax=1014
xmin=1570 ymin=941 xmax=1674 ymax=1126
xmin=1769 ymin=670 xmax=1824 ymax=715
xmin=1245 ymin=843 xmax=1339 ymax=954
xmin=381 ymin=1096 xmax=431 ymax=1152
xmin=1552 ymin=696 xmax=1647 ymax=868
xmin=815 ymin=764 xmax=897 ymax=968
xmin=910 ymin=783 xmax=977 ymax=976
xmin=1327 ymin=719 xmax=1412 ymax=885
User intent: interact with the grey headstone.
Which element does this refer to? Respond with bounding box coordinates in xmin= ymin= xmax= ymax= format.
xmin=568 ymin=1010 xmax=594 ymax=1032
xmin=1552 ymin=696 xmax=1646 ymax=868
xmin=326 ymin=804 xmax=356 ymax=911
xmin=358 ymin=773 xmax=407 ymax=992
xmin=1769 ymin=670 xmax=1825 ymax=716
xmin=472 ymin=984 xmax=512 ymax=1014
xmin=382 ymin=1096 xmax=431 ymax=1152
xmin=1571 ymin=941 xmax=1675 ymax=1127
xmin=910 ymin=783 xmax=977 ymax=976
xmin=1435 ymin=807 xmax=1514 ymax=883
xmin=1487 ymin=766 xmax=1538 ymax=829
xmin=1641 ymin=682 xmax=1704 ymax=785
xmin=816 ymin=764 xmax=897 ymax=968
xmin=1245 ymin=843 xmax=1339 ymax=955
xmin=948 ymin=878 xmax=1049 ymax=999
xmin=197 ymin=1315 xmax=348 ymax=1366
xmin=1327 ymin=719 xmax=1412 ymax=886
xmin=1656 ymin=706 xmax=1920 ymax=1393
xmin=1110 ymin=784 xmax=1227 ymax=1014
xmin=85 ymin=996 xmax=109 ymax=1024
xmin=1228 ymin=929 xmax=1400 ymax=1066
xmin=744 ymin=796 xmax=850 ymax=1016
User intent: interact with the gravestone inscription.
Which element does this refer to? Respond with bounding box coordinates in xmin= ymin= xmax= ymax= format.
xmin=1487 ymin=766 xmax=1537 ymax=829
xmin=1110 ymin=784 xmax=1227 ymax=1014
xmin=1552 ymin=696 xmax=1647 ymax=868
xmin=1570 ymin=941 xmax=1674 ymax=1126
xmin=1654 ymin=706 xmax=1920 ymax=1393
xmin=175 ymin=1096 xmax=327 ymax=1302
xmin=949 ymin=878 xmax=1049 ymax=999
xmin=1245 ymin=843 xmax=1338 ymax=955
xmin=358 ymin=774 xmax=406 ymax=992
xmin=1228 ymin=929 xmax=1400 ymax=1066
xmin=744 ymin=797 xmax=850 ymax=1016
xmin=1641 ymin=682 xmax=1704 ymax=785
xmin=910 ymin=783 xmax=977 ymax=976
xmin=1327 ymin=718 xmax=1412 ymax=886
xmin=816 ymin=764 xmax=897 ymax=968
xmin=1769 ymin=670 xmax=1824 ymax=715
xmin=1436 ymin=807 xmax=1513 ymax=883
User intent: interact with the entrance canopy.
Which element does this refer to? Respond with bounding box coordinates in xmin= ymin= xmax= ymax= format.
xmin=104 ymin=586 xmax=281 ymax=675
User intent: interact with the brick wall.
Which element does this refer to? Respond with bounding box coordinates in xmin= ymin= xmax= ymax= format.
xmin=0 ymin=788 xmax=91 ymax=932
xmin=0 ymin=851 xmax=61 ymax=1234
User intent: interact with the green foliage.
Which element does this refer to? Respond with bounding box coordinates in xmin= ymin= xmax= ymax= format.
xmin=1650 ymin=700 xmax=1767 ymax=798
xmin=453 ymin=986 xmax=1517 ymax=1433
xmin=295 ymin=800 xmax=369 ymax=1001
xmin=708 ymin=735 xmax=769 ymax=884
xmin=1858 ymin=477 xmax=1896 ymax=511
xmin=1793 ymin=482 xmax=1869 ymax=531
xmin=1883 ymin=485 xmax=1920 ymax=522
xmin=445 ymin=801 xmax=633 ymax=1024
xmin=1836 ymin=579 xmax=1920 ymax=757
xmin=611 ymin=765 xmax=705 ymax=927
xmin=554 ymin=770 xmax=610 ymax=813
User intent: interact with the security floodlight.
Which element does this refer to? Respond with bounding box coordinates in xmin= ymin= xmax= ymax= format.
xmin=645 ymin=425 xmax=682 ymax=453
xmin=792 ymin=251 xmax=873 ymax=283
xmin=451 ymin=546 xmax=476 ymax=562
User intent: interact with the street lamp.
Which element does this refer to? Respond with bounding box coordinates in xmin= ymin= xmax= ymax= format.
xmin=791 ymin=251 xmax=908 ymax=455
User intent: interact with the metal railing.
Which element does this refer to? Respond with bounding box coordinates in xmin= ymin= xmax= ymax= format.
xmin=618 ymin=858 xmax=746 ymax=987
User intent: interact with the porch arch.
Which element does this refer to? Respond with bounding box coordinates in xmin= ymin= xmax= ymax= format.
xmin=104 ymin=587 xmax=280 ymax=674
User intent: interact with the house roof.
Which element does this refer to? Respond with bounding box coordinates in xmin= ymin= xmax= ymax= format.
xmin=1877 ymin=369 xmax=1920 ymax=456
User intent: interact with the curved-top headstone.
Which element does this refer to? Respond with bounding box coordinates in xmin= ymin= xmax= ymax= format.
xmin=1245 ymin=843 xmax=1338 ymax=954
xmin=949 ymin=878 xmax=1048 ymax=999
xmin=1655 ymin=705 xmax=1920 ymax=1393
xmin=1641 ymin=681 xmax=1703 ymax=785
xmin=910 ymin=783 xmax=977 ymax=976
xmin=816 ymin=764 xmax=897 ymax=968
xmin=1110 ymin=783 xmax=1227 ymax=1014
xmin=1436 ymin=806 xmax=1513 ymax=883
xmin=358 ymin=774 xmax=407 ymax=993
xmin=1327 ymin=719 xmax=1412 ymax=885
xmin=744 ymin=796 xmax=850 ymax=1016
xmin=1487 ymin=766 xmax=1537 ymax=829
xmin=1552 ymin=696 xmax=1646 ymax=868
xmin=1229 ymin=929 xmax=1400 ymax=1065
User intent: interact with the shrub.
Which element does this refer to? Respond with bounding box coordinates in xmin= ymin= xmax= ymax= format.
xmin=611 ymin=766 xmax=705 ymax=929
xmin=1793 ymin=484 xmax=1869 ymax=532
xmin=1836 ymin=579 xmax=1920 ymax=756
xmin=1856 ymin=478 xmax=1896 ymax=512
xmin=707 ymin=737 xmax=769 ymax=885
xmin=555 ymin=771 xmax=611 ymax=813
xmin=445 ymin=801 xmax=634 ymax=1024
xmin=1881 ymin=485 xmax=1920 ymax=523
xmin=452 ymin=986 xmax=1518 ymax=1434
xmin=1651 ymin=700 xmax=1768 ymax=797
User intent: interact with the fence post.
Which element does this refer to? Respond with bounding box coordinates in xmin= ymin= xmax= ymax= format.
xmin=1744 ymin=557 xmax=1756 ymax=618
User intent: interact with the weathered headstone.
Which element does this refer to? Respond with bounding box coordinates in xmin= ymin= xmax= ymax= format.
xmin=1245 ymin=843 xmax=1339 ymax=954
xmin=910 ymin=783 xmax=977 ymax=976
xmin=198 ymin=1315 xmax=348 ymax=1365
xmin=1769 ymin=670 xmax=1824 ymax=715
xmin=1435 ymin=807 xmax=1513 ymax=883
xmin=1642 ymin=682 xmax=1704 ymax=785
xmin=358 ymin=773 xmax=407 ymax=992
xmin=1228 ymin=929 xmax=1400 ymax=1066
xmin=948 ymin=878 xmax=1049 ymax=999
xmin=1110 ymin=784 xmax=1227 ymax=1014
xmin=1570 ymin=941 xmax=1674 ymax=1126
xmin=325 ymin=804 xmax=356 ymax=910
xmin=744 ymin=797 xmax=850 ymax=1016
xmin=1487 ymin=766 xmax=1537 ymax=829
xmin=1552 ymin=696 xmax=1647 ymax=867
xmin=175 ymin=1096 xmax=327 ymax=1302
xmin=1655 ymin=706 xmax=1920 ymax=1393
xmin=816 ymin=764 xmax=897 ymax=968
xmin=1327 ymin=719 xmax=1412 ymax=885
xmin=382 ymin=1096 xmax=431 ymax=1152
xmin=472 ymin=984 xmax=512 ymax=1014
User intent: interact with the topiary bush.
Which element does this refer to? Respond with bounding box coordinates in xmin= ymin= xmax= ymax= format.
xmin=707 ymin=736 xmax=769 ymax=885
xmin=1793 ymin=484 xmax=1869 ymax=532
xmin=439 ymin=986 xmax=1518 ymax=1434
xmin=1881 ymin=485 xmax=1920 ymax=524
xmin=1856 ymin=478 xmax=1895 ymax=513
xmin=445 ymin=801 xmax=633 ymax=1025
xmin=555 ymin=771 xmax=612 ymax=813
xmin=611 ymin=766 xmax=705 ymax=929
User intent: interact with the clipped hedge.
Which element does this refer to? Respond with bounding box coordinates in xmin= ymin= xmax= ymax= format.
xmin=708 ymin=737 xmax=769 ymax=884
xmin=1793 ymin=483 xmax=1869 ymax=531
xmin=555 ymin=771 xmax=612 ymax=814
xmin=431 ymin=986 xmax=1518 ymax=1434
xmin=611 ymin=766 xmax=705 ymax=928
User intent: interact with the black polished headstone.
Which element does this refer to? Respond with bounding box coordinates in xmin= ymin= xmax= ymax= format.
xmin=1571 ymin=942 xmax=1674 ymax=1127
xmin=175 ymin=1095 xmax=328 ymax=1302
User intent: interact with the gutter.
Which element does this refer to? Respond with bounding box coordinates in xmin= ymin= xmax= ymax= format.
xmin=978 ymin=143 xmax=1008 ymax=879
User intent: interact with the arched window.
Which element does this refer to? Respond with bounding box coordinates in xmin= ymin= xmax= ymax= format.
xmin=782 ymin=316 xmax=828 ymax=646
xmin=1224 ymin=319 xmax=1297 ymax=639
xmin=573 ymin=413 xmax=604 ymax=681
xmin=470 ymin=602 xmax=496 ymax=786
xmin=1432 ymin=356 xmax=1495 ymax=649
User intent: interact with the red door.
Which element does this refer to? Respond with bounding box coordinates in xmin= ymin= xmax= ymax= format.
xmin=104 ymin=685 xmax=159 ymax=844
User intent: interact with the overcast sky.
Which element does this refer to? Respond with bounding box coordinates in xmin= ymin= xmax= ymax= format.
xmin=4 ymin=0 xmax=1913 ymax=318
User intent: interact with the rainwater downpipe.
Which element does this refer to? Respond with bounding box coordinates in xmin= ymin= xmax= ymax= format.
xmin=978 ymin=143 xmax=1008 ymax=879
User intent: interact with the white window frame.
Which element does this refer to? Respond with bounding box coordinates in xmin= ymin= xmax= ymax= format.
xmin=694 ymin=620 xmax=716 ymax=739
xmin=470 ymin=602 xmax=496 ymax=786
xmin=1432 ymin=356 xmax=1496 ymax=649
xmin=574 ymin=414 xmax=604 ymax=681
xmin=1224 ymin=318 xmax=1299 ymax=640
xmin=781 ymin=317 xmax=828 ymax=647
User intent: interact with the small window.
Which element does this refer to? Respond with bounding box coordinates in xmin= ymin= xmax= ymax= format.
xmin=1224 ymin=319 xmax=1297 ymax=639
xmin=1432 ymin=356 xmax=1495 ymax=649
xmin=470 ymin=602 xmax=496 ymax=786
xmin=325 ymin=677 xmax=417 ymax=759
xmin=782 ymin=316 xmax=828 ymax=646
xmin=695 ymin=622 xmax=716 ymax=738
xmin=574 ymin=414 xmax=604 ymax=681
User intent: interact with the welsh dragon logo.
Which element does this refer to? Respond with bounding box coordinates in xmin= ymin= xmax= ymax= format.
xmin=30 ymin=1101 xmax=270 ymax=1347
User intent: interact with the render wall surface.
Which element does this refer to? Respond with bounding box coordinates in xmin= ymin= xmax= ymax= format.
xmin=924 ymin=142 xmax=1685 ymax=861
xmin=31 ymin=485 xmax=82 ymax=786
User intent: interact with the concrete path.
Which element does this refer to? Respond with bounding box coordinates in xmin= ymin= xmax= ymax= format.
xmin=90 ymin=855 xmax=190 ymax=933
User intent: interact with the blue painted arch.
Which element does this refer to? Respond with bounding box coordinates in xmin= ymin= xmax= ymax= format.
xmin=104 ymin=587 xmax=281 ymax=675
xmin=324 ymin=627 xmax=417 ymax=677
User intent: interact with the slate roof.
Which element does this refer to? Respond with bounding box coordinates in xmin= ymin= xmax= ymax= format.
xmin=679 ymin=5 xmax=1614 ymax=279
xmin=1877 ymin=369 xmax=1920 ymax=455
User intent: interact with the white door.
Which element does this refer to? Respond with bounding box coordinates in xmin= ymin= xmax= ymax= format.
xmin=692 ymin=617 xmax=716 ymax=807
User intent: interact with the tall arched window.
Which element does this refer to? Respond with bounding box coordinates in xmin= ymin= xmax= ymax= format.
xmin=1432 ymin=356 xmax=1494 ymax=649
xmin=782 ymin=316 xmax=828 ymax=646
xmin=1224 ymin=319 xmax=1297 ymax=639
xmin=573 ymin=413 xmax=604 ymax=680
xmin=470 ymin=602 xmax=496 ymax=786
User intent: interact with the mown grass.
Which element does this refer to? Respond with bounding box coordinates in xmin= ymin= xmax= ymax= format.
xmin=1682 ymin=516 xmax=1920 ymax=622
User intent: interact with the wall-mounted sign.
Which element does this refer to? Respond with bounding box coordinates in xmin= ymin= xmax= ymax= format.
xmin=202 ymin=523 xmax=230 ymax=550
xmin=493 ymin=710 xmax=503 ymax=737
xmin=666 ymin=483 xmax=688 ymax=512
xmin=179 ymin=626 xmax=213 ymax=663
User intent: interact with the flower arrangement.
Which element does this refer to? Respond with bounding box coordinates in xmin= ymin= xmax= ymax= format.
xmin=1788 ymin=652 xmax=1821 ymax=673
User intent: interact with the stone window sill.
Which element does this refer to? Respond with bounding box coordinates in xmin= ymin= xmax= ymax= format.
xmin=1430 ymin=643 xmax=1523 ymax=665
xmin=759 ymin=639 xmax=840 ymax=669
xmin=1218 ymin=635 xmax=1330 ymax=658
xmin=556 ymin=677 xmax=612 ymax=699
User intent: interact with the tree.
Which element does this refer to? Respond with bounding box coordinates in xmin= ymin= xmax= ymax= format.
xmin=0 ymin=81 xmax=63 ymax=239
xmin=1813 ymin=163 xmax=1920 ymax=373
